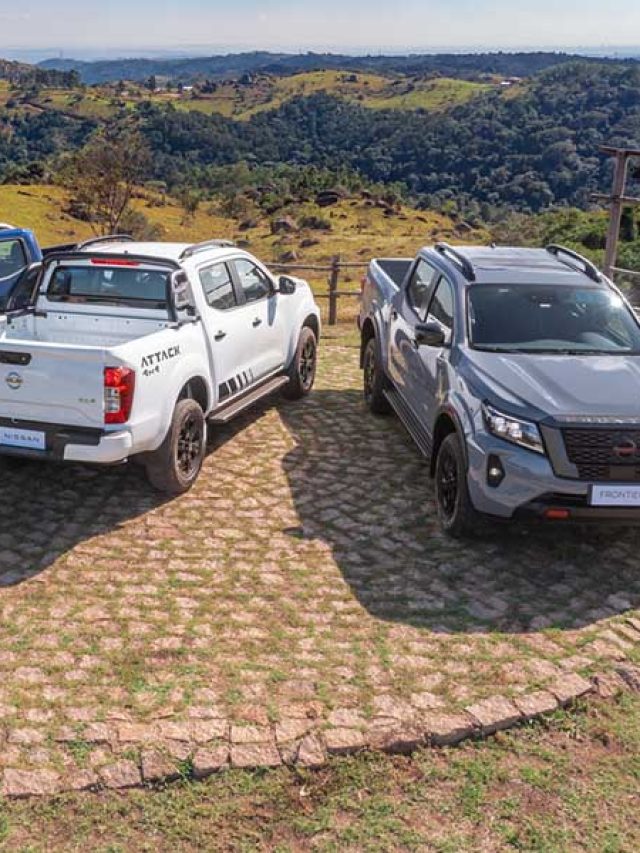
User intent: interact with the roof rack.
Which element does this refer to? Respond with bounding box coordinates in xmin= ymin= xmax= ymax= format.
xmin=179 ymin=239 xmax=235 ymax=260
xmin=434 ymin=242 xmax=476 ymax=282
xmin=76 ymin=234 xmax=135 ymax=250
xmin=546 ymin=244 xmax=601 ymax=283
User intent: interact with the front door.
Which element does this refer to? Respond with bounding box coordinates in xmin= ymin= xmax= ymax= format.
xmin=412 ymin=275 xmax=456 ymax=426
xmin=197 ymin=259 xmax=252 ymax=404
xmin=230 ymin=257 xmax=288 ymax=380
xmin=388 ymin=257 xmax=440 ymax=405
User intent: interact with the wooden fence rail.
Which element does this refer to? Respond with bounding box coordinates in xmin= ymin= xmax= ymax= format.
xmin=271 ymin=255 xmax=366 ymax=325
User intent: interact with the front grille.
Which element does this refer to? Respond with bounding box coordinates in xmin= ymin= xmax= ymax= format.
xmin=562 ymin=428 xmax=640 ymax=481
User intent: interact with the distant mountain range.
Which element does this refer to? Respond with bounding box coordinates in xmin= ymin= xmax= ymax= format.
xmin=37 ymin=50 xmax=638 ymax=85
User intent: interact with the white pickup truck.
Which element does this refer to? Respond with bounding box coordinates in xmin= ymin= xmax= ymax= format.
xmin=0 ymin=236 xmax=321 ymax=493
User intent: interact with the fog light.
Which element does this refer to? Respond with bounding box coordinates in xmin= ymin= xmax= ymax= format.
xmin=487 ymin=455 xmax=505 ymax=488
xmin=544 ymin=508 xmax=570 ymax=520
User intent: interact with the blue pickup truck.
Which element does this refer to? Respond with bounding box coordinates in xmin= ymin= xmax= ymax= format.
xmin=0 ymin=225 xmax=45 ymax=311
xmin=360 ymin=243 xmax=640 ymax=536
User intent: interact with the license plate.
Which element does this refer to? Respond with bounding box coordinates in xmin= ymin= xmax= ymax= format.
xmin=0 ymin=426 xmax=45 ymax=451
xmin=590 ymin=484 xmax=640 ymax=507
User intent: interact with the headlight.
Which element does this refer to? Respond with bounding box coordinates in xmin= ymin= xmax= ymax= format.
xmin=482 ymin=403 xmax=545 ymax=455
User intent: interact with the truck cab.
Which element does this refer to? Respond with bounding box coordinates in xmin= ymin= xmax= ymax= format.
xmin=0 ymin=226 xmax=43 ymax=311
xmin=360 ymin=243 xmax=640 ymax=536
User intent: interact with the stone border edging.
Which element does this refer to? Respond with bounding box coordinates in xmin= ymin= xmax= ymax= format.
xmin=3 ymin=664 xmax=639 ymax=798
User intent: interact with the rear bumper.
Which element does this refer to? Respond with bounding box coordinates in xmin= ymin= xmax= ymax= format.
xmin=0 ymin=417 xmax=132 ymax=464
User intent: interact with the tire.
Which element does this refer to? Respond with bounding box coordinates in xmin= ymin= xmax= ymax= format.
xmin=434 ymin=432 xmax=481 ymax=538
xmin=363 ymin=336 xmax=391 ymax=414
xmin=145 ymin=398 xmax=206 ymax=495
xmin=283 ymin=326 xmax=317 ymax=400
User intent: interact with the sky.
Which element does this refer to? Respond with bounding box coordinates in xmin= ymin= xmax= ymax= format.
xmin=2 ymin=0 xmax=640 ymax=59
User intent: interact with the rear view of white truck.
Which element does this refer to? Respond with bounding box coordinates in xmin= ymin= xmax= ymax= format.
xmin=0 ymin=236 xmax=321 ymax=494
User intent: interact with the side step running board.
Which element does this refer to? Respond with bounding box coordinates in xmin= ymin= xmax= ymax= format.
xmin=209 ymin=375 xmax=290 ymax=424
xmin=384 ymin=388 xmax=432 ymax=458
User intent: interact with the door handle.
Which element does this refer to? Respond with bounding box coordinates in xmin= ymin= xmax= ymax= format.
xmin=252 ymin=317 xmax=262 ymax=327
xmin=214 ymin=331 xmax=227 ymax=341
xmin=391 ymin=310 xmax=398 ymax=320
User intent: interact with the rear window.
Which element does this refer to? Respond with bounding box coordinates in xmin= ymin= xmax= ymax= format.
xmin=0 ymin=239 xmax=27 ymax=280
xmin=47 ymin=265 xmax=169 ymax=307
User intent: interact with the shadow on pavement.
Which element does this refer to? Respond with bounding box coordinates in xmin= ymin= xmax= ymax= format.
xmin=279 ymin=389 xmax=640 ymax=634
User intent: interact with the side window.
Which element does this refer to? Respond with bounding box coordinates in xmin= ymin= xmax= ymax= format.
xmin=199 ymin=262 xmax=236 ymax=311
xmin=427 ymin=277 xmax=455 ymax=342
xmin=234 ymin=259 xmax=272 ymax=304
xmin=407 ymin=259 xmax=438 ymax=321
xmin=0 ymin=239 xmax=27 ymax=280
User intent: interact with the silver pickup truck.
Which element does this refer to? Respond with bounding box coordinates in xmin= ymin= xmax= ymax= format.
xmin=359 ymin=242 xmax=640 ymax=536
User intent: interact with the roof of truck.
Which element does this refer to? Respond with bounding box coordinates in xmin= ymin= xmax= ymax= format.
xmin=424 ymin=244 xmax=605 ymax=287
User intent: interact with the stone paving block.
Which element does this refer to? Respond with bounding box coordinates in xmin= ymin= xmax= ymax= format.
xmin=193 ymin=744 xmax=230 ymax=778
xmin=548 ymin=673 xmax=595 ymax=705
xmin=465 ymin=696 xmax=522 ymax=734
xmin=275 ymin=717 xmax=315 ymax=745
xmin=3 ymin=769 xmax=62 ymax=797
xmin=157 ymin=721 xmax=192 ymax=742
xmin=423 ymin=712 xmax=477 ymax=746
xmin=366 ymin=724 xmax=424 ymax=754
xmin=63 ymin=769 xmax=99 ymax=792
xmin=230 ymin=725 xmax=273 ymax=745
xmin=191 ymin=720 xmax=229 ymax=744
xmin=141 ymin=749 xmax=182 ymax=783
xmin=231 ymin=744 xmax=282 ymax=769
xmin=324 ymin=727 xmax=365 ymax=755
xmin=99 ymin=759 xmax=142 ymax=789
xmin=296 ymin=733 xmax=327 ymax=769
xmin=593 ymin=671 xmax=628 ymax=699
xmin=116 ymin=723 xmax=156 ymax=744
xmin=514 ymin=690 xmax=559 ymax=720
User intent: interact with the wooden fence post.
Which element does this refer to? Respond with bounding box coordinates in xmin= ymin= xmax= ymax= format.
xmin=328 ymin=255 xmax=340 ymax=326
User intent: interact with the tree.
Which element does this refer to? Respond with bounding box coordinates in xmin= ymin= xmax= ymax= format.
xmin=60 ymin=126 xmax=151 ymax=235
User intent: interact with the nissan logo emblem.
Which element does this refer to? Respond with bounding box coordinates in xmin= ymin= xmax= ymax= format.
xmin=5 ymin=372 xmax=22 ymax=391
xmin=613 ymin=438 xmax=638 ymax=459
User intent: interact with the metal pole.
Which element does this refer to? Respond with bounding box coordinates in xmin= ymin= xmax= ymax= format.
xmin=603 ymin=151 xmax=630 ymax=277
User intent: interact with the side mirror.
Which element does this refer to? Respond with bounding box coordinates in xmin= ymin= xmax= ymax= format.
xmin=171 ymin=270 xmax=196 ymax=313
xmin=277 ymin=275 xmax=297 ymax=295
xmin=415 ymin=321 xmax=446 ymax=347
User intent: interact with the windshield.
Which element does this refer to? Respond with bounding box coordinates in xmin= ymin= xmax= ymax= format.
xmin=468 ymin=284 xmax=640 ymax=354
xmin=47 ymin=265 xmax=169 ymax=308
xmin=0 ymin=239 xmax=27 ymax=282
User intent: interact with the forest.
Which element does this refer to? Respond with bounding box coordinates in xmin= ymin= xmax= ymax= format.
xmin=2 ymin=60 xmax=639 ymax=218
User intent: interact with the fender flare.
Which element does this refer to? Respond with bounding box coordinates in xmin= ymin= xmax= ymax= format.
xmin=430 ymin=403 xmax=470 ymax=476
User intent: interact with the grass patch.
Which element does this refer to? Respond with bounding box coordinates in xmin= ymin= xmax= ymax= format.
xmin=3 ymin=694 xmax=639 ymax=851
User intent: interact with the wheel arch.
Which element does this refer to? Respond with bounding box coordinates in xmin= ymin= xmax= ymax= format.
xmin=360 ymin=316 xmax=378 ymax=368
xmin=178 ymin=375 xmax=209 ymax=413
xmin=302 ymin=312 xmax=320 ymax=342
xmin=430 ymin=408 xmax=468 ymax=476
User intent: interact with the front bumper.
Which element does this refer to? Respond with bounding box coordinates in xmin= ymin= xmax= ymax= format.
xmin=466 ymin=432 xmax=640 ymax=522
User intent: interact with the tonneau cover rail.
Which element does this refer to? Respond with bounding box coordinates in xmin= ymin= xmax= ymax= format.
xmin=42 ymin=251 xmax=181 ymax=269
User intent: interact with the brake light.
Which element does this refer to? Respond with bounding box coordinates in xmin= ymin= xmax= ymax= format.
xmin=91 ymin=258 xmax=140 ymax=267
xmin=104 ymin=367 xmax=135 ymax=424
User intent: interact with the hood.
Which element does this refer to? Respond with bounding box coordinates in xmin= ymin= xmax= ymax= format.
xmin=462 ymin=349 xmax=640 ymax=420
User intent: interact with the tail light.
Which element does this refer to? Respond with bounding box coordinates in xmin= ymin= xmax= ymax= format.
xmin=360 ymin=274 xmax=368 ymax=293
xmin=104 ymin=367 xmax=135 ymax=424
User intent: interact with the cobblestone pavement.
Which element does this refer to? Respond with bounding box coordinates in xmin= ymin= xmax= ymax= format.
xmin=0 ymin=335 xmax=639 ymax=795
